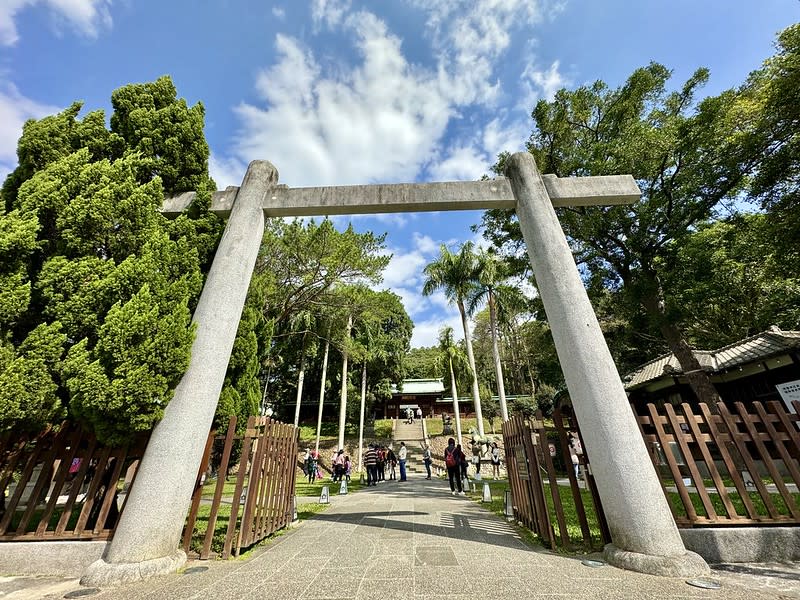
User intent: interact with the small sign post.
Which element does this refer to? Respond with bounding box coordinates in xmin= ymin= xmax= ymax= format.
xmin=319 ymin=485 xmax=330 ymax=504
xmin=339 ymin=480 xmax=348 ymax=495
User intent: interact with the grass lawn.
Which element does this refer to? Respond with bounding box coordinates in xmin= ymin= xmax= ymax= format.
xmin=298 ymin=420 xmax=394 ymax=443
xmin=465 ymin=478 xmax=605 ymax=552
xmin=295 ymin=477 xmax=366 ymax=497
xmin=426 ymin=417 xmax=502 ymax=438
xmin=666 ymin=488 xmax=800 ymax=520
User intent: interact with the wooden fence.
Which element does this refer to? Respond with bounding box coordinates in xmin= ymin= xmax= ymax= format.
xmin=502 ymin=410 xmax=610 ymax=551
xmin=637 ymin=400 xmax=800 ymax=527
xmin=183 ymin=414 xmax=299 ymax=559
xmin=0 ymin=423 xmax=148 ymax=541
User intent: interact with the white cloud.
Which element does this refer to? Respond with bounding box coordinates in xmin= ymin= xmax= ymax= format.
xmin=208 ymin=152 xmax=246 ymax=189
xmin=271 ymin=6 xmax=286 ymax=20
xmin=232 ymin=17 xmax=452 ymax=187
xmin=311 ymin=0 xmax=351 ymax=29
xmin=220 ymin=1 xmax=557 ymax=190
xmin=0 ymin=81 xmax=60 ymax=179
xmin=426 ymin=116 xmax=527 ymax=183
xmin=428 ymin=145 xmax=488 ymax=182
xmin=521 ymin=59 xmax=567 ymax=109
xmin=482 ymin=117 xmax=528 ymax=159
xmin=411 ymin=313 xmax=464 ymax=348
xmin=408 ymin=0 xmax=547 ymax=105
xmin=0 ymin=0 xmax=112 ymax=46
xmin=383 ymin=249 xmax=428 ymax=290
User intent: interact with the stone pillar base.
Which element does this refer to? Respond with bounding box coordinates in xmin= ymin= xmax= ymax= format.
xmin=603 ymin=544 xmax=710 ymax=577
xmin=80 ymin=549 xmax=187 ymax=587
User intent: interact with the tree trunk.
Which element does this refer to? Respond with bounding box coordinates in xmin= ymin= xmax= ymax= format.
xmin=293 ymin=332 xmax=307 ymax=427
xmin=489 ymin=293 xmax=509 ymax=421
xmin=314 ymin=335 xmax=331 ymax=454
xmin=337 ymin=314 xmax=353 ymax=451
xmin=514 ymin=323 xmax=538 ymax=400
xmin=448 ymin=355 xmax=463 ymax=446
xmin=357 ymin=362 xmax=367 ymax=474
xmin=458 ymin=300 xmax=484 ymax=436
xmin=640 ymin=281 xmax=723 ymax=406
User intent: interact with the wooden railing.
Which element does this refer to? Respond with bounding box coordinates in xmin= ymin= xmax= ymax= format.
xmin=637 ymin=400 xmax=800 ymax=527
xmin=502 ymin=410 xmax=610 ymax=551
xmin=183 ymin=414 xmax=299 ymax=559
xmin=0 ymin=424 xmax=148 ymax=541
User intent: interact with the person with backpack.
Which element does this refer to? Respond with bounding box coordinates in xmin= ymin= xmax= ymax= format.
xmin=444 ymin=438 xmax=464 ymax=495
xmin=456 ymin=443 xmax=468 ymax=482
xmin=304 ymin=448 xmax=317 ymax=483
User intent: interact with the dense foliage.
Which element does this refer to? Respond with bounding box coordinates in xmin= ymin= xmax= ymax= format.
xmin=0 ymin=76 xmax=222 ymax=442
xmin=477 ymin=26 xmax=800 ymax=404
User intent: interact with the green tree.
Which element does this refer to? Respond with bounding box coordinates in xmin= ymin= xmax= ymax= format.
xmin=664 ymin=214 xmax=800 ymax=347
xmin=435 ymin=326 xmax=471 ymax=445
xmin=422 ymin=242 xmax=486 ymax=434
xmin=483 ymin=63 xmax=757 ymax=405
xmin=404 ymin=346 xmax=442 ymax=379
xmin=0 ymin=77 xmax=219 ymax=442
xmin=741 ymin=24 xmax=800 ymax=247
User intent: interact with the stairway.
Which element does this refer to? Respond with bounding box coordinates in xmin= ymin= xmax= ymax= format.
xmin=392 ymin=418 xmax=428 ymax=474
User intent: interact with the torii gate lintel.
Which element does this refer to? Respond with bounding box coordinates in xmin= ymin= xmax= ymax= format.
xmin=161 ymin=173 xmax=640 ymax=219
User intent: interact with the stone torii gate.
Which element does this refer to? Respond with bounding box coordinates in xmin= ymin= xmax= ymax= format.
xmin=82 ymin=153 xmax=708 ymax=586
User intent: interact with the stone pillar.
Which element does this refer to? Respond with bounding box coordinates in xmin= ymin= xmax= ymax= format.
xmin=505 ymin=152 xmax=708 ymax=577
xmin=82 ymin=161 xmax=277 ymax=586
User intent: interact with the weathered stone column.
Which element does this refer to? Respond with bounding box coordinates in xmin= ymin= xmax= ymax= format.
xmin=82 ymin=161 xmax=277 ymax=586
xmin=506 ymin=152 xmax=708 ymax=577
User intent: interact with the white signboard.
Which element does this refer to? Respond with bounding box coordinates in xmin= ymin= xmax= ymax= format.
xmin=776 ymin=380 xmax=800 ymax=413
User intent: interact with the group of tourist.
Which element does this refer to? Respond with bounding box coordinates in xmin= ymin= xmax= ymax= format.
xmin=404 ymin=407 xmax=422 ymax=424
xmin=363 ymin=441 xmax=406 ymax=484
xmin=443 ymin=438 xmax=503 ymax=495
xmin=304 ymin=438 xmax=503 ymax=489
xmin=303 ymin=448 xmax=353 ymax=484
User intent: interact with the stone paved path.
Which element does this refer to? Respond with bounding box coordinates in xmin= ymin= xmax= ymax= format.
xmin=32 ymin=476 xmax=800 ymax=599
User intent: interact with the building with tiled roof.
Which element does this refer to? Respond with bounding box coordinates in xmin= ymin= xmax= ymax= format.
xmin=624 ymin=326 xmax=800 ymax=412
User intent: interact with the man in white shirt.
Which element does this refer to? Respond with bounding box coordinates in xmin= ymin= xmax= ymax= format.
xmin=398 ymin=442 xmax=408 ymax=481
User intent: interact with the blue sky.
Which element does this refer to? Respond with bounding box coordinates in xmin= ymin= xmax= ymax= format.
xmin=2 ymin=1 xmax=798 ymax=347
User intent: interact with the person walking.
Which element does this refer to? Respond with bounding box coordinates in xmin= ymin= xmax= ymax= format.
xmin=490 ymin=442 xmax=501 ymax=480
xmin=398 ymin=441 xmax=408 ymax=481
xmin=377 ymin=446 xmax=386 ymax=482
xmin=568 ymin=432 xmax=582 ymax=479
xmin=333 ymin=449 xmax=346 ymax=482
xmin=364 ymin=443 xmax=378 ymax=486
xmin=416 ymin=407 xmax=422 ymax=421
xmin=408 ymin=408 xmax=414 ymax=424
xmin=345 ymin=455 xmax=352 ymax=482
xmin=444 ymin=438 xmax=464 ymax=495
xmin=304 ymin=448 xmax=317 ymax=484
xmin=386 ymin=447 xmax=397 ymax=480
xmin=422 ymin=444 xmax=432 ymax=480
xmin=457 ymin=443 xmax=468 ymax=482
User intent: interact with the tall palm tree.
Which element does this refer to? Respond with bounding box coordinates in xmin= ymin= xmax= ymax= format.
xmin=467 ymin=250 xmax=526 ymax=423
xmin=435 ymin=326 xmax=470 ymax=445
xmin=422 ymin=242 xmax=485 ymax=435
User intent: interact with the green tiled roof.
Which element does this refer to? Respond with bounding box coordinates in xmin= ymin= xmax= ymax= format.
xmin=390 ymin=378 xmax=445 ymax=395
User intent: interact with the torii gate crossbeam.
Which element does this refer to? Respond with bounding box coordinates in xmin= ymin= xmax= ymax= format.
xmin=161 ymin=174 xmax=640 ymax=218
xmin=82 ymin=155 xmax=708 ymax=587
